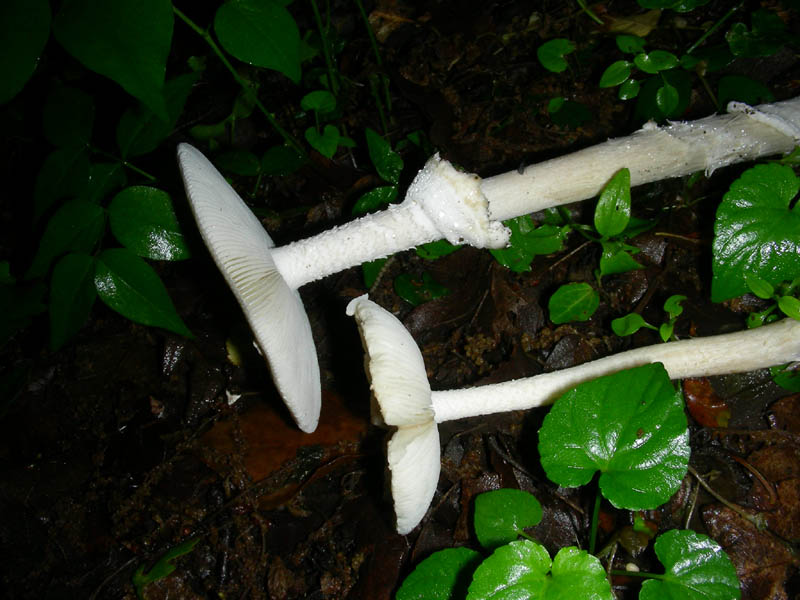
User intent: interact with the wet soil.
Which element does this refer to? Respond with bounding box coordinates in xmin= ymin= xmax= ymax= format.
xmin=1 ymin=1 xmax=800 ymax=599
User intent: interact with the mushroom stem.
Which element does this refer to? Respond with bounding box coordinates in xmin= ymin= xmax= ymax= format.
xmin=431 ymin=318 xmax=800 ymax=422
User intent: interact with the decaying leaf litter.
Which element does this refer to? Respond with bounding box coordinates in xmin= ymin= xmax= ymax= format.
xmin=1 ymin=0 xmax=800 ymax=598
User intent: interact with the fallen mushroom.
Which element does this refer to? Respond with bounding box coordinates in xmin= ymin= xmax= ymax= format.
xmin=346 ymin=295 xmax=800 ymax=534
xmin=179 ymin=98 xmax=800 ymax=432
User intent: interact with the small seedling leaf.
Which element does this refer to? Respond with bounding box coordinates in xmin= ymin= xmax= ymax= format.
xmin=33 ymin=148 xmax=91 ymax=221
xmin=305 ymin=124 xmax=340 ymax=158
xmin=539 ymin=363 xmax=689 ymax=509
xmin=640 ymin=530 xmax=740 ymax=600
xmin=599 ymin=240 xmax=643 ymax=277
xmin=634 ymin=50 xmax=679 ymax=74
xmin=94 ymin=248 xmax=193 ymax=338
xmin=770 ymin=364 xmax=800 ymax=392
xmin=599 ymin=61 xmax=632 ymax=88
xmin=744 ymin=274 xmax=774 ymax=300
xmin=0 ymin=0 xmax=51 ymax=104
xmin=42 ymin=86 xmax=94 ymax=149
xmin=214 ymin=0 xmax=301 ymax=83
xmin=26 ymin=200 xmax=105 ymax=280
xmin=396 ymin=547 xmax=482 ymax=600
xmin=611 ymin=313 xmax=655 ymax=336
xmin=663 ymin=294 xmax=686 ymax=319
xmin=108 ymin=187 xmax=190 ymax=261
xmin=365 ymin=128 xmax=403 ymax=185
xmin=49 ymin=253 xmax=97 ymax=350
xmin=656 ymin=81 xmax=679 ymax=115
xmin=300 ymin=90 xmax=336 ymax=114
xmin=537 ymin=39 xmax=576 ymax=73
xmin=417 ymin=240 xmax=461 ymax=260
xmin=53 ymin=0 xmax=172 ymax=120
xmin=778 ymin=295 xmax=800 ymax=320
xmin=711 ymin=163 xmax=800 ymax=302
xmin=474 ymin=489 xmax=543 ymax=551
xmin=616 ymin=35 xmax=646 ymax=54
xmin=595 ymin=168 xmax=631 ymax=238
xmin=490 ymin=216 xmax=569 ymax=273
xmin=618 ymin=78 xmax=640 ymax=100
xmin=635 ymin=69 xmax=691 ymax=121
xmin=133 ymin=537 xmax=200 ymax=597
xmin=466 ymin=540 xmax=612 ymax=600
xmin=394 ymin=272 xmax=450 ymax=306
xmin=548 ymin=283 xmax=599 ymax=324
xmin=352 ymin=186 xmax=397 ymax=215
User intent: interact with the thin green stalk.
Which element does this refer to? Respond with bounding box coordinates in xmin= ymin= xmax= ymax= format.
xmin=91 ymin=146 xmax=156 ymax=181
xmin=355 ymin=0 xmax=392 ymax=129
xmin=589 ymin=487 xmax=602 ymax=555
xmin=310 ymin=0 xmax=339 ymax=96
xmin=173 ymin=7 xmax=305 ymax=156
xmin=685 ymin=1 xmax=744 ymax=56
xmin=576 ymin=0 xmax=603 ymax=25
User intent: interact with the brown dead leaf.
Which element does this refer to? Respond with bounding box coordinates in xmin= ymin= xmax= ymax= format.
xmin=605 ymin=9 xmax=661 ymax=37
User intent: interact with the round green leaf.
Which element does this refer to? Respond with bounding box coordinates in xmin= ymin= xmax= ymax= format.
xmin=467 ymin=541 xmax=612 ymax=600
xmin=0 ymin=0 xmax=51 ymax=104
xmin=53 ymin=0 xmax=172 ymax=120
xmin=365 ymin=127 xmax=403 ymax=185
xmin=305 ymin=124 xmax=340 ymax=158
xmin=778 ymin=295 xmax=800 ymax=320
xmin=616 ymin=35 xmax=645 ymax=54
xmin=537 ymin=39 xmax=575 ymax=73
xmin=599 ymin=61 xmax=632 ymax=88
xmin=397 ymin=547 xmax=482 ymax=600
xmin=711 ymin=163 xmax=800 ymax=302
xmin=635 ymin=69 xmax=691 ymax=121
xmin=26 ymin=200 xmax=105 ymax=280
xmin=474 ymin=489 xmax=543 ymax=550
xmin=539 ymin=363 xmax=690 ymax=510
xmin=33 ymin=148 xmax=91 ymax=221
xmin=594 ymin=168 xmax=631 ymax=238
xmin=599 ymin=240 xmax=643 ymax=277
xmin=634 ymin=50 xmax=679 ymax=74
xmin=42 ymin=86 xmax=94 ymax=148
xmin=108 ymin=187 xmax=190 ymax=261
xmin=611 ymin=313 xmax=654 ymax=337
xmin=301 ymin=90 xmax=336 ymax=114
xmin=548 ymin=283 xmax=599 ymax=324
xmin=640 ymin=530 xmax=740 ymax=600
xmin=214 ymin=0 xmax=301 ymax=83
xmin=49 ymin=253 xmax=97 ymax=350
xmin=352 ymin=186 xmax=397 ymax=215
xmin=94 ymin=248 xmax=193 ymax=338
xmin=656 ymin=82 xmax=679 ymax=115
xmin=618 ymin=78 xmax=640 ymax=100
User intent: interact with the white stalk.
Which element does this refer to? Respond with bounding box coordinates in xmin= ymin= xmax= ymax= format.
xmin=347 ymin=295 xmax=800 ymax=533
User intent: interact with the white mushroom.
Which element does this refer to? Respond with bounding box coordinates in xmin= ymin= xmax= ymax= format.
xmin=179 ymin=98 xmax=800 ymax=432
xmin=346 ymin=295 xmax=800 ymax=534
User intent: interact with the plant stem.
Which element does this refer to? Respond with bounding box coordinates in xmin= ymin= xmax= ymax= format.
xmin=685 ymin=1 xmax=744 ymax=56
xmin=589 ymin=486 xmax=602 ymax=555
xmin=91 ymin=146 xmax=156 ymax=181
xmin=173 ymin=7 xmax=305 ymax=156
xmin=310 ymin=0 xmax=340 ymax=96
xmin=576 ymin=0 xmax=603 ymax=25
xmin=354 ymin=0 xmax=392 ymax=127
xmin=610 ymin=569 xmax=665 ymax=579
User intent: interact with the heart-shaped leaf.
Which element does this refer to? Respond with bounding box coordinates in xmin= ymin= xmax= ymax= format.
xmin=537 ymin=39 xmax=575 ymax=73
xmin=305 ymin=124 xmax=340 ymax=158
xmin=640 ymin=530 xmax=740 ymax=600
xmin=474 ymin=489 xmax=543 ymax=550
xmin=539 ymin=363 xmax=690 ymax=509
xmin=712 ymin=163 xmax=800 ymax=302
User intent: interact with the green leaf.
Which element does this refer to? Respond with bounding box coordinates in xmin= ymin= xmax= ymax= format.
xmin=539 ymin=363 xmax=690 ymax=509
xmin=717 ymin=75 xmax=774 ymax=111
xmin=744 ymin=274 xmax=774 ymax=300
xmin=42 ymin=86 xmax=94 ymax=148
xmin=396 ymin=547 xmax=482 ymax=600
xmin=548 ymin=283 xmax=599 ymax=324
xmin=595 ymin=168 xmax=631 ymax=238
xmin=352 ymin=186 xmax=398 ymax=215
xmin=361 ymin=258 xmax=386 ymax=288
xmin=214 ymin=0 xmax=301 ymax=84
xmin=635 ymin=69 xmax=691 ymax=121
xmin=771 ymin=364 xmax=800 ymax=392
xmin=261 ymin=145 xmax=306 ymax=176
xmin=618 ymin=78 xmax=640 ymax=100
xmin=300 ymin=90 xmax=336 ymax=114
xmin=611 ymin=313 xmax=655 ymax=336
xmin=599 ymin=61 xmax=632 ymax=88
xmin=26 ymin=200 xmax=105 ymax=280
xmin=94 ymin=248 xmax=193 ymax=338
xmin=656 ymin=81 xmax=679 ymax=115
xmin=108 ymin=187 xmax=190 ymax=261
xmin=33 ymin=148 xmax=91 ymax=221
xmin=305 ymin=124 xmax=340 ymax=158
xmin=640 ymin=530 xmax=740 ymax=600
xmin=537 ymin=39 xmax=576 ymax=73
xmin=76 ymin=162 xmax=126 ymax=204
xmin=133 ymin=537 xmax=200 ymax=596
xmin=466 ymin=541 xmax=612 ymax=600
xmin=49 ymin=253 xmax=97 ymax=350
xmin=116 ymin=72 xmax=199 ymax=158
xmin=416 ymin=240 xmax=461 ymax=260
xmin=0 ymin=0 xmax=51 ymax=104
xmin=599 ymin=240 xmax=643 ymax=277
xmin=365 ymin=128 xmax=403 ymax=185
xmin=659 ymin=321 xmax=675 ymax=342
xmin=53 ymin=0 xmax=172 ymax=121
xmin=474 ymin=489 xmax=543 ymax=551
xmin=491 ymin=216 xmax=569 ymax=272
xmin=616 ymin=35 xmax=646 ymax=54
xmin=634 ymin=50 xmax=679 ymax=74
xmin=663 ymin=294 xmax=686 ymax=319
xmin=394 ymin=272 xmax=450 ymax=306
xmin=215 ymin=150 xmax=262 ymax=176
xmin=778 ymin=295 xmax=800 ymax=320
xmin=726 ymin=9 xmax=787 ymax=58
xmin=711 ymin=164 xmax=800 ymax=302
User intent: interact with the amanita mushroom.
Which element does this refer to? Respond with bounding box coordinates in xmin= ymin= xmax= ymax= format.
xmin=178 ymin=98 xmax=800 ymax=432
xmin=346 ymin=295 xmax=800 ymax=534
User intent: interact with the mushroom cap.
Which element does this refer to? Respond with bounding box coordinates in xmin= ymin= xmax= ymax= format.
xmin=346 ymin=295 xmax=433 ymax=426
xmin=177 ymin=143 xmax=320 ymax=433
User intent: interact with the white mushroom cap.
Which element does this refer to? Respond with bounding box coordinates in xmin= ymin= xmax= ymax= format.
xmin=177 ymin=143 xmax=320 ymax=433
xmin=389 ymin=421 xmax=440 ymax=535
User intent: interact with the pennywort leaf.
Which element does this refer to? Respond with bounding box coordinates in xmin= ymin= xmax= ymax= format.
xmin=396 ymin=547 xmax=482 ymax=600
xmin=474 ymin=489 xmax=543 ymax=551
xmin=599 ymin=61 xmax=632 ymax=88
xmin=548 ymin=283 xmax=599 ymax=324
xmin=537 ymin=39 xmax=575 ymax=73
xmin=634 ymin=50 xmax=679 ymax=74
xmin=539 ymin=363 xmax=690 ymax=510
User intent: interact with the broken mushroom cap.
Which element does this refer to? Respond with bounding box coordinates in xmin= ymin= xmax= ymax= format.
xmin=177 ymin=143 xmax=320 ymax=433
xmin=346 ymin=295 xmax=439 ymax=534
